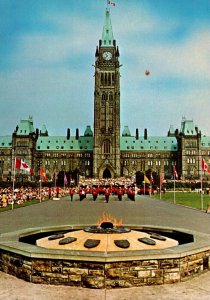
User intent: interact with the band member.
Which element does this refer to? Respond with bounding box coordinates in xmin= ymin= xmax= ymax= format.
xmin=104 ymin=187 xmax=111 ymax=203
xmin=92 ymin=187 xmax=99 ymax=201
xmin=56 ymin=186 xmax=60 ymax=198
xmin=69 ymin=186 xmax=74 ymax=201
xmin=117 ymin=187 xmax=123 ymax=201
xmin=127 ymin=186 xmax=135 ymax=201
xmin=78 ymin=187 xmax=86 ymax=201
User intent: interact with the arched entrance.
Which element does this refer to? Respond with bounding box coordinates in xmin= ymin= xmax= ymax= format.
xmin=103 ymin=168 xmax=111 ymax=179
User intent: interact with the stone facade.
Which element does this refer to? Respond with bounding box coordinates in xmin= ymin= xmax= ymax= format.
xmin=0 ymin=249 xmax=210 ymax=288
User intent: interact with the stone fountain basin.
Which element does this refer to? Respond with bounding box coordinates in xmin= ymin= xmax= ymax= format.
xmin=0 ymin=224 xmax=207 ymax=260
xmin=0 ymin=225 xmax=210 ymax=288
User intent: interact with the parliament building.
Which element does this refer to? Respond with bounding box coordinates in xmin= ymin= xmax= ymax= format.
xmin=1 ymin=8 xmax=210 ymax=183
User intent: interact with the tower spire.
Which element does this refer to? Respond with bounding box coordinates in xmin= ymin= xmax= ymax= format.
xmin=101 ymin=7 xmax=114 ymax=47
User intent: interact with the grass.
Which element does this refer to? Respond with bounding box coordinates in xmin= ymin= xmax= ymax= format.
xmin=152 ymin=191 xmax=210 ymax=211
xmin=0 ymin=198 xmax=45 ymax=212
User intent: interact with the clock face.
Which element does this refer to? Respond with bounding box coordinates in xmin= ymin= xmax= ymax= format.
xmin=103 ymin=51 xmax=112 ymax=60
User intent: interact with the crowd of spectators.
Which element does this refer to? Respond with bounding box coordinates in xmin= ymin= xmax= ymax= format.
xmin=0 ymin=187 xmax=66 ymax=208
xmin=0 ymin=177 xmax=138 ymax=208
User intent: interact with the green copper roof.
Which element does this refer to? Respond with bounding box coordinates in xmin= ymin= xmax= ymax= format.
xmin=36 ymin=136 xmax=94 ymax=151
xmin=101 ymin=8 xmax=114 ymax=47
xmin=180 ymin=118 xmax=197 ymax=136
xmin=40 ymin=124 xmax=48 ymax=134
xmin=120 ymin=136 xmax=178 ymax=151
xmin=122 ymin=126 xmax=131 ymax=137
xmin=16 ymin=117 xmax=35 ymax=135
xmin=84 ymin=125 xmax=93 ymax=136
xmin=0 ymin=136 xmax=12 ymax=148
xmin=201 ymin=136 xmax=210 ymax=148
xmin=168 ymin=125 xmax=175 ymax=134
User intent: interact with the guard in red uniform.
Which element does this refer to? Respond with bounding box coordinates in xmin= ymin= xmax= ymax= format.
xmin=117 ymin=187 xmax=123 ymax=201
xmin=69 ymin=187 xmax=74 ymax=201
xmin=104 ymin=187 xmax=111 ymax=203
xmin=78 ymin=187 xmax=86 ymax=201
xmin=56 ymin=186 xmax=60 ymax=198
xmin=127 ymin=187 xmax=135 ymax=201
xmin=92 ymin=187 xmax=98 ymax=201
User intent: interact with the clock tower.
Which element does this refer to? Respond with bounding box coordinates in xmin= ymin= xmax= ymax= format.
xmin=93 ymin=8 xmax=121 ymax=178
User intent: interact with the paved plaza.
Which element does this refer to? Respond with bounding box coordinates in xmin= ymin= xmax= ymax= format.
xmin=1 ymin=194 xmax=210 ymax=299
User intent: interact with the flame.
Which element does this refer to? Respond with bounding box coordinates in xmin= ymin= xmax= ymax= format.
xmin=96 ymin=212 xmax=122 ymax=227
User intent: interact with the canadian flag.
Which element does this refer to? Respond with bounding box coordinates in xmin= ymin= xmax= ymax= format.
xmin=40 ymin=168 xmax=47 ymax=182
xmin=173 ymin=166 xmax=178 ymax=179
xmin=15 ymin=158 xmax=33 ymax=174
xmin=150 ymin=173 xmax=154 ymax=184
xmin=160 ymin=173 xmax=165 ymax=185
xmin=202 ymin=158 xmax=209 ymax=171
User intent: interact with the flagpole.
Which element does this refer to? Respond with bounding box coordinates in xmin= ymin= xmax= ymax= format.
xmin=201 ymin=157 xmax=203 ymax=210
xmin=160 ymin=173 xmax=162 ymax=200
xmin=150 ymin=173 xmax=152 ymax=197
xmin=40 ymin=179 xmax=42 ymax=203
xmin=39 ymin=170 xmax=42 ymax=203
xmin=173 ymin=174 xmax=176 ymax=204
xmin=12 ymin=156 xmax=16 ymax=210
xmin=54 ymin=169 xmax=56 ymax=189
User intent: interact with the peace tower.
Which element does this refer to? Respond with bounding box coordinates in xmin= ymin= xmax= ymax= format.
xmin=93 ymin=8 xmax=121 ymax=178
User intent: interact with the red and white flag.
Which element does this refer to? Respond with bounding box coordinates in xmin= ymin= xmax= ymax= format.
xmin=160 ymin=173 xmax=165 ymax=185
xmin=40 ymin=168 xmax=47 ymax=182
xmin=202 ymin=158 xmax=209 ymax=171
xmin=173 ymin=166 xmax=178 ymax=179
xmin=108 ymin=1 xmax=115 ymax=6
xmin=15 ymin=158 xmax=33 ymax=174
xmin=150 ymin=173 xmax=154 ymax=184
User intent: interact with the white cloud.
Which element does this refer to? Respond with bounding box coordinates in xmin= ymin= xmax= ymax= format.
xmin=114 ymin=2 xmax=180 ymax=38
xmin=0 ymin=67 xmax=94 ymax=135
xmin=121 ymin=26 xmax=210 ymax=83
xmin=13 ymin=14 xmax=100 ymax=68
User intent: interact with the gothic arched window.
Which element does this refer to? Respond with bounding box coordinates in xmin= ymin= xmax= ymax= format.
xmin=112 ymin=73 xmax=115 ymax=85
xmin=103 ymin=140 xmax=111 ymax=155
xmin=101 ymin=93 xmax=106 ymax=106
xmin=105 ymin=73 xmax=107 ymax=85
xmin=109 ymin=92 xmax=113 ymax=105
xmin=101 ymin=73 xmax=104 ymax=85
xmin=108 ymin=73 xmax=111 ymax=86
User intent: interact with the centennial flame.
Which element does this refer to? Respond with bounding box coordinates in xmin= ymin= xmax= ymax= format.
xmin=96 ymin=212 xmax=122 ymax=227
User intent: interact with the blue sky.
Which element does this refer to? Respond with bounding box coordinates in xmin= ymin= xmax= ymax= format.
xmin=1 ymin=0 xmax=210 ymax=137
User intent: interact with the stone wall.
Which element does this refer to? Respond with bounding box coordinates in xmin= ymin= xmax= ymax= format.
xmin=0 ymin=249 xmax=210 ymax=288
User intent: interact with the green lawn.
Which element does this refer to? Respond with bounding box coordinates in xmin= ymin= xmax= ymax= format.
xmin=0 ymin=198 xmax=45 ymax=212
xmin=152 ymin=191 xmax=210 ymax=211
